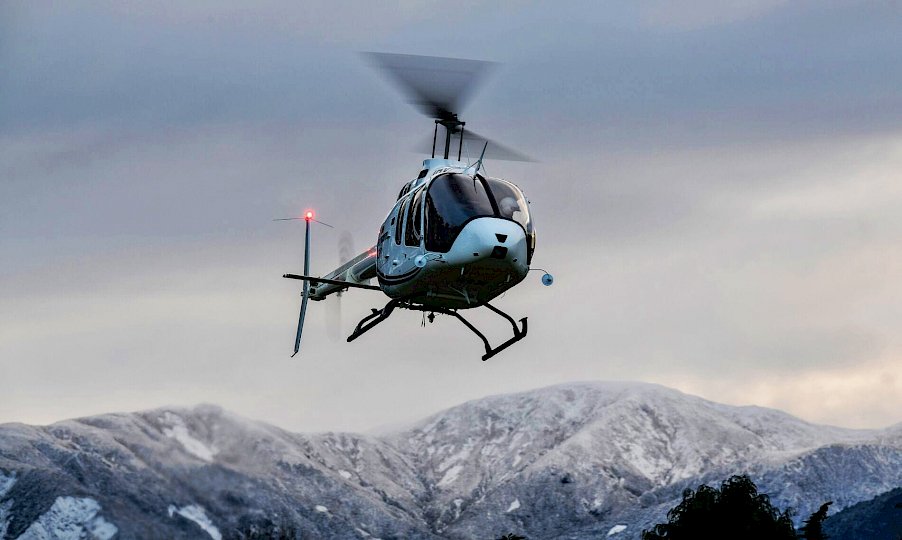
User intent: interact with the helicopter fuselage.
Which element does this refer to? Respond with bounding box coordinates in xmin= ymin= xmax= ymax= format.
xmin=284 ymin=53 xmax=543 ymax=359
xmin=376 ymin=158 xmax=533 ymax=310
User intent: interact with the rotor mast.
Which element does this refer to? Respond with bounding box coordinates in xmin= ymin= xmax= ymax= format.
xmin=434 ymin=116 xmax=466 ymax=160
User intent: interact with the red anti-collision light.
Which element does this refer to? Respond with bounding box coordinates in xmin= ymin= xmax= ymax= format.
xmin=305 ymin=211 xmax=314 ymax=221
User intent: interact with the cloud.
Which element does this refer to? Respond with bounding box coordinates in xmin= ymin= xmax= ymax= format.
xmin=2 ymin=1 xmax=902 ymax=431
xmin=3 ymin=1 xmax=901 ymax=139
xmin=669 ymin=354 xmax=902 ymax=429
xmin=640 ymin=0 xmax=790 ymax=31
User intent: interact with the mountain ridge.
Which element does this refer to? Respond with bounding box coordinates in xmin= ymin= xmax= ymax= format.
xmin=2 ymin=380 xmax=901 ymax=539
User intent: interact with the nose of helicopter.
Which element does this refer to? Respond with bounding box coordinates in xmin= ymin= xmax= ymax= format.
xmin=446 ymin=217 xmax=529 ymax=274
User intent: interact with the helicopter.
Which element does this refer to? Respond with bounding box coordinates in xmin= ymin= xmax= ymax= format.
xmin=283 ymin=53 xmax=553 ymax=361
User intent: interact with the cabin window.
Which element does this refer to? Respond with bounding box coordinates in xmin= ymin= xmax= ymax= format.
xmin=487 ymin=178 xmax=535 ymax=263
xmin=405 ymin=187 xmax=424 ymax=246
xmin=395 ymin=198 xmax=408 ymax=245
xmin=486 ymin=178 xmax=531 ymax=234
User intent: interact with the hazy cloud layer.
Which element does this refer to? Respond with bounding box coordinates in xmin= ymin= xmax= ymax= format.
xmin=2 ymin=1 xmax=901 ymax=431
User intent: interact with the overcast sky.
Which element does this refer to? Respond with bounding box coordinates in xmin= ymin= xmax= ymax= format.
xmin=2 ymin=1 xmax=901 ymax=433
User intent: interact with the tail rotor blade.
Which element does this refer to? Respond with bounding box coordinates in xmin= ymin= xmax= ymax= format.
xmin=326 ymin=231 xmax=355 ymax=342
xmin=325 ymin=295 xmax=341 ymax=342
xmin=338 ymin=231 xmax=355 ymax=266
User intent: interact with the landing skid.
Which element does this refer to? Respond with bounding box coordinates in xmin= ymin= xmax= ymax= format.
xmin=347 ymin=300 xmax=527 ymax=361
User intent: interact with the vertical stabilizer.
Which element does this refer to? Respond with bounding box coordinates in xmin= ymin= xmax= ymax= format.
xmin=292 ymin=215 xmax=312 ymax=357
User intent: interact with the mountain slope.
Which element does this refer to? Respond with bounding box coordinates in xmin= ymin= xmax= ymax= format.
xmin=389 ymin=382 xmax=889 ymax=538
xmin=823 ymin=486 xmax=902 ymax=540
xmin=0 ymin=406 xmax=435 ymax=539
xmin=1 ymin=381 xmax=900 ymax=539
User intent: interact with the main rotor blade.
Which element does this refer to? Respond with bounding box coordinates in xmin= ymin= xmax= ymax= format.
xmin=416 ymin=129 xmax=534 ymax=162
xmin=455 ymin=129 xmax=534 ymax=162
xmin=364 ymin=52 xmax=496 ymax=121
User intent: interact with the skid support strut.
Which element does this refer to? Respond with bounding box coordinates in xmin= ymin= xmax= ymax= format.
xmin=347 ymin=299 xmax=401 ymax=343
xmin=346 ymin=300 xmax=527 ymax=361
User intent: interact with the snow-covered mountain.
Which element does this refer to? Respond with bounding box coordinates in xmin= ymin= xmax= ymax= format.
xmin=1 ymin=381 xmax=900 ymax=539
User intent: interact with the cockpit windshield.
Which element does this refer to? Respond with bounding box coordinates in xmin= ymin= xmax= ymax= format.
xmin=425 ymin=174 xmax=495 ymax=252
xmin=424 ymin=173 xmax=532 ymax=253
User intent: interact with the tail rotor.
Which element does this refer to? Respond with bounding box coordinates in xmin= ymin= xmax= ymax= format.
xmin=326 ymin=231 xmax=355 ymax=341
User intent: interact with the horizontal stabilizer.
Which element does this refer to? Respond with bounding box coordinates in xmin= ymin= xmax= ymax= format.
xmin=283 ymin=274 xmax=381 ymax=291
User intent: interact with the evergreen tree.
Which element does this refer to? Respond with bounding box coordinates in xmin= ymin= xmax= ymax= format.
xmin=642 ymin=475 xmax=796 ymax=540
xmin=800 ymin=501 xmax=832 ymax=540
